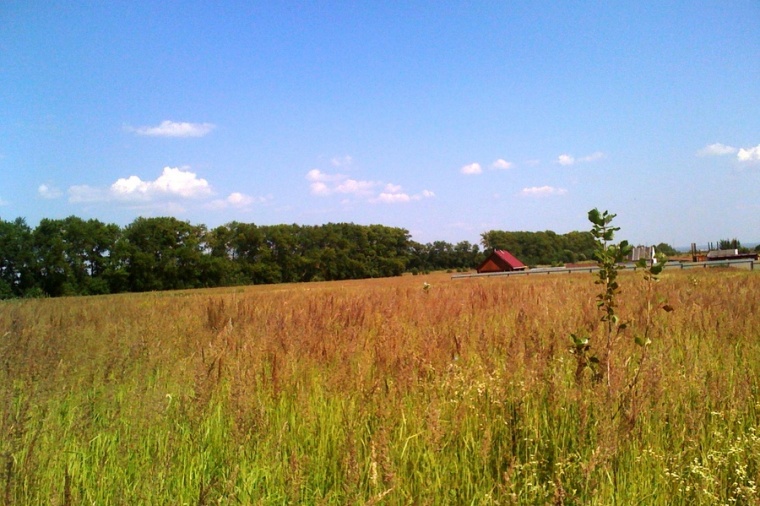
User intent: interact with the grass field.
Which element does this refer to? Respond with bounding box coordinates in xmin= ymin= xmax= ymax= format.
xmin=2 ymin=268 xmax=760 ymax=504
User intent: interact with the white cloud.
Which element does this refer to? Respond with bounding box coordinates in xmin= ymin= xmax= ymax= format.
xmin=111 ymin=167 xmax=212 ymax=200
xmin=38 ymin=184 xmax=62 ymax=199
xmin=69 ymin=167 xmax=212 ymax=203
xmin=306 ymin=170 xmax=378 ymax=196
xmin=579 ymin=151 xmax=605 ymax=163
xmin=737 ymin=144 xmax=760 ymax=162
xmin=226 ymin=192 xmax=254 ymax=207
xmin=698 ymin=143 xmax=738 ymax=157
xmin=375 ymin=192 xmax=411 ymax=203
xmin=331 ymin=155 xmax=353 ymax=167
xmin=309 ymin=181 xmax=331 ymax=196
xmin=558 ymin=152 xmax=605 ymax=166
xmin=306 ymin=169 xmax=345 ymax=182
xmin=694 ymin=142 xmax=760 ymax=162
xmin=206 ymin=192 xmax=269 ymax=210
xmin=460 ymin=162 xmax=482 ymax=175
xmin=131 ymin=120 xmax=215 ymax=138
xmin=68 ymin=183 xmax=190 ymax=212
xmin=69 ymin=166 xmax=266 ymax=214
xmin=110 ymin=176 xmax=149 ymax=197
xmin=491 ymin=159 xmax=513 ymax=170
xmin=335 ymin=179 xmax=378 ymax=195
xmin=519 ymin=186 xmax=568 ymax=197
xmin=306 ymin=169 xmax=325 ymax=182
xmin=371 ymin=189 xmax=434 ymax=204
xmin=307 ymin=167 xmax=433 ymax=204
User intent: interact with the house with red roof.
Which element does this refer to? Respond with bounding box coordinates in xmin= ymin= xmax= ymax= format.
xmin=476 ymin=250 xmax=527 ymax=273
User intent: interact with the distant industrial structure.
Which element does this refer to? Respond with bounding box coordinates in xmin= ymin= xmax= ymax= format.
xmin=629 ymin=245 xmax=657 ymax=264
xmin=706 ymin=249 xmax=758 ymax=261
xmin=690 ymin=243 xmax=758 ymax=262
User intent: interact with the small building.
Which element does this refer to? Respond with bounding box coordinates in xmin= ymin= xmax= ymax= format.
xmin=629 ymin=245 xmax=657 ymax=264
xmin=477 ymin=250 xmax=527 ymax=273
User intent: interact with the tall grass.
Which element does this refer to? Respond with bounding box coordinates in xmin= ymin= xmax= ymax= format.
xmin=2 ymin=269 xmax=760 ymax=504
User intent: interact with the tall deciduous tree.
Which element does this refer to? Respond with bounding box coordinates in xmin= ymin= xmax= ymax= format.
xmin=481 ymin=229 xmax=597 ymax=266
xmin=58 ymin=216 xmax=120 ymax=295
xmin=655 ymin=242 xmax=678 ymax=257
xmin=0 ymin=217 xmax=35 ymax=298
xmin=119 ymin=217 xmax=208 ymax=292
xmin=32 ymin=218 xmax=73 ymax=297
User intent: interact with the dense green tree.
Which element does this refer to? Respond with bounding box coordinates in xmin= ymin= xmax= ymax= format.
xmin=480 ymin=229 xmax=596 ymax=267
xmin=563 ymin=231 xmax=598 ymax=262
xmin=303 ymin=223 xmax=357 ymax=281
xmin=262 ymin=224 xmax=301 ymax=283
xmin=406 ymin=240 xmax=482 ymax=272
xmin=119 ymin=217 xmax=208 ymax=292
xmin=1 ymin=214 xmax=479 ymax=297
xmin=452 ymin=241 xmax=482 ymax=269
xmin=367 ymin=224 xmax=410 ymax=277
xmin=0 ymin=217 xmax=35 ymax=298
xmin=32 ymin=218 xmax=74 ymax=296
xmin=223 ymin=222 xmax=282 ymax=284
xmin=205 ymin=224 xmax=246 ymax=286
xmin=56 ymin=216 xmax=120 ymax=295
xmin=655 ymin=242 xmax=679 ymax=257
xmin=717 ymin=238 xmax=752 ymax=254
xmin=718 ymin=238 xmax=741 ymax=250
xmin=406 ymin=241 xmax=430 ymax=272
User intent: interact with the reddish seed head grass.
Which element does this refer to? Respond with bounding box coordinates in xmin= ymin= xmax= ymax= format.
xmin=2 ymin=269 xmax=760 ymax=503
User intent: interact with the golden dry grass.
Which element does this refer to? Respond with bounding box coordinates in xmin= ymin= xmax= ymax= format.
xmin=2 ymin=268 xmax=760 ymax=504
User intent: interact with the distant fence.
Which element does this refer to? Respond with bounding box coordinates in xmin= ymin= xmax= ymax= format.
xmin=451 ymin=258 xmax=756 ymax=280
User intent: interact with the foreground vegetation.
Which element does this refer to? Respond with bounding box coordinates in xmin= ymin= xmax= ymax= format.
xmin=2 ymin=268 xmax=760 ymax=504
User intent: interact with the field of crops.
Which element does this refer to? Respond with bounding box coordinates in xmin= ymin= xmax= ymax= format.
xmin=2 ymin=268 xmax=760 ymax=504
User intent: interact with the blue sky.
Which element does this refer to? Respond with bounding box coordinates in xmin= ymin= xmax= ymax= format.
xmin=2 ymin=2 xmax=759 ymax=247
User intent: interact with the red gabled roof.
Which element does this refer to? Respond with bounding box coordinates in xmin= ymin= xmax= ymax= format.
xmin=476 ymin=249 xmax=527 ymax=273
xmin=492 ymin=249 xmax=526 ymax=269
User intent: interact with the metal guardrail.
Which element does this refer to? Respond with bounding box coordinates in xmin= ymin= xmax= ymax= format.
xmin=669 ymin=258 xmax=756 ymax=270
xmin=451 ymin=258 xmax=756 ymax=280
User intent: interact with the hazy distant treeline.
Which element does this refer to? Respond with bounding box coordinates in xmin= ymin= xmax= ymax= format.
xmin=0 ymin=215 xmax=606 ymax=298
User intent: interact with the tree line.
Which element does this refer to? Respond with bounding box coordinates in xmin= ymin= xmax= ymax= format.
xmin=0 ymin=217 xmax=416 ymax=298
xmin=480 ymin=229 xmax=599 ymax=266
xmin=1 ymin=214 xmax=650 ymax=298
